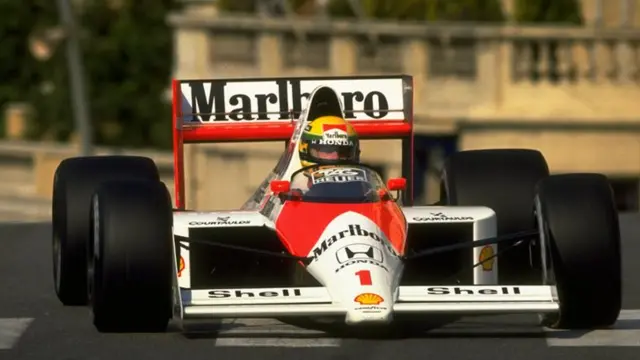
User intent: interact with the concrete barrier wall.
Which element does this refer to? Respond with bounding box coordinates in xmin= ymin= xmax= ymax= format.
xmin=5 ymin=133 xmax=640 ymax=218
xmin=0 ymin=141 xmax=175 ymax=221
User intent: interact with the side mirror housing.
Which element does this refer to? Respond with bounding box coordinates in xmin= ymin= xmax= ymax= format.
xmin=270 ymin=180 xmax=290 ymax=194
xmin=387 ymin=178 xmax=407 ymax=191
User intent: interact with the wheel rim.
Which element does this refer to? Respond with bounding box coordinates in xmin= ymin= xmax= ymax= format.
xmin=53 ymin=232 xmax=62 ymax=293
xmin=88 ymin=195 xmax=100 ymax=303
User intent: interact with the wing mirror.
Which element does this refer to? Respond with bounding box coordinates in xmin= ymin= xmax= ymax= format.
xmin=270 ymin=180 xmax=290 ymax=194
xmin=386 ymin=177 xmax=406 ymax=202
xmin=270 ymin=180 xmax=302 ymax=202
xmin=387 ymin=178 xmax=406 ymax=191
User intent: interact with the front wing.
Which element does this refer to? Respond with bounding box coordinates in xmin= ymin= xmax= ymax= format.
xmin=175 ymin=285 xmax=558 ymax=319
xmin=171 ymin=207 xmax=555 ymax=320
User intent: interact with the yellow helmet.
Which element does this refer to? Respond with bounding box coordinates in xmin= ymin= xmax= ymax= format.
xmin=298 ymin=116 xmax=360 ymax=167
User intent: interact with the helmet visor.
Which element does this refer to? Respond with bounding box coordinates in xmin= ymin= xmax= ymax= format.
xmin=309 ymin=143 xmax=357 ymax=162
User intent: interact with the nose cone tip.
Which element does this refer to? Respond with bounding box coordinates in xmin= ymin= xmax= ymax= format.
xmin=345 ymin=307 xmax=394 ymax=325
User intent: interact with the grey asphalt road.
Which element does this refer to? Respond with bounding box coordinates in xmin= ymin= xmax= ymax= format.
xmin=1 ymin=215 xmax=640 ymax=360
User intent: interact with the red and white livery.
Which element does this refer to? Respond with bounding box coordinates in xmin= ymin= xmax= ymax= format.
xmin=53 ymin=75 xmax=621 ymax=334
xmin=170 ymin=75 xmax=555 ymax=325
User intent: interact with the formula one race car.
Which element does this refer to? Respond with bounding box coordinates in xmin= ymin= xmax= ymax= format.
xmin=51 ymin=75 xmax=621 ymax=333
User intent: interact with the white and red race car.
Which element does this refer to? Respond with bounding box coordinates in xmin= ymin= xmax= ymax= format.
xmin=51 ymin=75 xmax=621 ymax=333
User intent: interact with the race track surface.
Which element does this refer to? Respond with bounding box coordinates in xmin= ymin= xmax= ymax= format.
xmin=2 ymin=215 xmax=640 ymax=360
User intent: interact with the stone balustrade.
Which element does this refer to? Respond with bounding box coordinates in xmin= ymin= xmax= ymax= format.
xmin=165 ymin=11 xmax=640 ymax=208
xmin=169 ymin=13 xmax=640 ymax=127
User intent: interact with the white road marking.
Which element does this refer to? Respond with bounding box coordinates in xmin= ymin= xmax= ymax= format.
xmin=0 ymin=318 xmax=33 ymax=350
xmin=211 ymin=318 xmax=341 ymax=347
xmin=546 ymin=310 xmax=640 ymax=347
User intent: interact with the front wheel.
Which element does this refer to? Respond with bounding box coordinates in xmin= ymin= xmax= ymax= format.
xmin=536 ymin=173 xmax=622 ymax=329
xmin=89 ymin=179 xmax=174 ymax=333
xmin=440 ymin=149 xmax=550 ymax=284
xmin=52 ymin=155 xmax=159 ymax=306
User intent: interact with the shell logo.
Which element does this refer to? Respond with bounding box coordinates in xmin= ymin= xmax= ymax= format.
xmin=178 ymin=256 xmax=185 ymax=277
xmin=479 ymin=245 xmax=495 ymax=271
xmin=354 ymin=293 xmax=384 ymax=305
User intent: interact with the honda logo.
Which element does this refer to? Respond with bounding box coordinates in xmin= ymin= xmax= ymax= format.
xmin=335 ymin=243 xmax=383 ymax=264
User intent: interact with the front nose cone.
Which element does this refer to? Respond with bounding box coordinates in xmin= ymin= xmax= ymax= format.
xmin=302 ymin=212 xmax=404 ymax=326
xmin=340 ymin=260 xmax=398 ymax=325
xmin=345 ymin=291 xmax=394 ymax=325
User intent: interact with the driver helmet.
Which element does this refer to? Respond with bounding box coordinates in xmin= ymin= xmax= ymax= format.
xmin=298 ymin=116 xmax=360 ymax=167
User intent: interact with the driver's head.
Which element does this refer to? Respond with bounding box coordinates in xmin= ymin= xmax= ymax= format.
xmin=299 ymin=116 xmax=360 ymax=167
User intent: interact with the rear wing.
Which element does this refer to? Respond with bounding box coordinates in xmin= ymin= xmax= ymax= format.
xmin=171 ymin=75 xmax=415 ymax=208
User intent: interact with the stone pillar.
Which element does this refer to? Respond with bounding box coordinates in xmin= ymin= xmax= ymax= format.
xmin=401 ymin=39 xmax=427 ymax=111
xmin=631 ymin=0 xmax=640 ymax=27
xmin=496 ymin=36 xmax=513 ymax=106
xmin=258 ymin=33 xmax=283 ymax=75
xmin=329 ymin=35 xmax=357 ymax=74
xmin=173 ymin=25 xmax=211 ymax=79
xmin=4 ymin=103 xmax=32 ymax=140
xmin=475 ymin=40 xmax=501 ymax=108
xmin=33 ymin=150 xmax=74 ymax=198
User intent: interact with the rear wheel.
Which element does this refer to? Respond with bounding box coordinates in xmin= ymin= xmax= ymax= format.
xmin=536 ymin=174 xmax=621 ymax=329
xmin=89 ymin=179 xmax=174 ymax=332
xmin=52 ymin=156 xmax=159 ymax=306
xmin=440 ymin=149 xmax=549 ymax=283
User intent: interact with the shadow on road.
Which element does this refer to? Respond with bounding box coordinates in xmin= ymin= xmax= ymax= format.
xmin=178 ymin=315 xmax=549 ymax=340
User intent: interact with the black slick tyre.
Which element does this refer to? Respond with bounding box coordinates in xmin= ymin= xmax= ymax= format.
xmin=440 ymin=149 xmax=549 ymax=283
xmin=89 ymin=179 xmax=173 ymax=333
xmin=52 ymin=156 xmax=159 ymax=306
xmin=536 ymin=174 xmax=621 ymax=329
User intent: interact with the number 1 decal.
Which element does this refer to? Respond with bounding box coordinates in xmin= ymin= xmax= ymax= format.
xmin=355 ymin=270 xmax=372 ymax=286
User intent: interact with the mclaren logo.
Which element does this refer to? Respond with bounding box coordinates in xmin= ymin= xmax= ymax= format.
xmin=334 ymin=243 xmax=388 ymax=273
